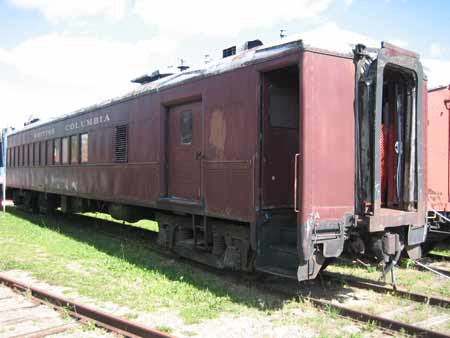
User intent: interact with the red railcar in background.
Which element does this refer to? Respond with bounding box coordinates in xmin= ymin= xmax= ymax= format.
xmin=427 ymin=85 xmax=450 ymax=240
xmin=5 ymin=38 xmax=427 ymax=281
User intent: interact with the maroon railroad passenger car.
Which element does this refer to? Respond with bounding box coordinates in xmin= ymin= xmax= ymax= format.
xmin=6 ymin=38 xmax=427 ymax=281
xmin=427 ymin=85 xmax=450 ymax=237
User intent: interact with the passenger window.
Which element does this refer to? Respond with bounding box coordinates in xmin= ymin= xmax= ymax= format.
xmin=34 ymin=142 xmax=40 ymax=166
xmin=54 ymin=139 xmax=61 ymax=164
xmin=80 ymin=133 xmax=88 ymax=163
xmin=62 ymin=137 xmax=69 ymax=164
xmin=46 ymin=140 xmax=52 ymax=165
xmin=17 ymin=147 xmax=21 ymax=167
xmin=23 ymin=146 xmax=27 ymax=167
xmin=180 ymin=111 xmax=193 ymax=145
xmin=21 ymin=145 xmax=25 ymax=166
xmin=71 ymin=135 xmax=79 ymax=164
xmin=40 ymin=142 xmax=46 ymax=166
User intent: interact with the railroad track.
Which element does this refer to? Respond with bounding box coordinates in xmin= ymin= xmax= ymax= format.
xmin=0 ymin=273 xmax=174 ymax=338
xmin=8 ymin=209 xmax=450 ymax=338
xmin=413 ymin=253 xmax=450 ymax=277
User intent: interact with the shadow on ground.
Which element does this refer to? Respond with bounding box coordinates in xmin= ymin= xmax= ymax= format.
xmin=8 ymin=207 xmax=358 ymax=311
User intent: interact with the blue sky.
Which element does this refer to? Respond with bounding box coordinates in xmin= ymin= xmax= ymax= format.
xmin=0 ymin=0 xmax=449 ymax=128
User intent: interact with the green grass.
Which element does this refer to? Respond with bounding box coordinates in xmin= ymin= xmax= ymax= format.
xmin=431 ymin=241 xmax=450 ymax=257
xmin=0 ymin=209 xmax=270 ymax=323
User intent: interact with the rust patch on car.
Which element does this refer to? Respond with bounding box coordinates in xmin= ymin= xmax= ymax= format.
xmin=209 ymin=109 xmax=226 ymax=159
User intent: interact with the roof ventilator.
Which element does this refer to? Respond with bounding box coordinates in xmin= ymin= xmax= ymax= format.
xmin=222 ymin=39 xmax=263 ymax=58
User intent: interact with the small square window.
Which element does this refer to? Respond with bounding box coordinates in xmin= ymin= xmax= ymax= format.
xmin=180 ymin=110 xmax=192 ymax=145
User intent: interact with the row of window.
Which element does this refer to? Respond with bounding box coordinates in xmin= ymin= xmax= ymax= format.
xmin=7 ymin=133 xmax=88 ymax=168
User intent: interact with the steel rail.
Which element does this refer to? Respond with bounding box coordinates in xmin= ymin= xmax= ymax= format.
xmin=260 ymin=283 xmax=450 ymax=338
xmin=0 ymin=273 xmax=175 ymax=338
xmin=321 ymin=271 xmax=450 ymax=308
xmin=307 ymin=297 xmax=450 ymax=338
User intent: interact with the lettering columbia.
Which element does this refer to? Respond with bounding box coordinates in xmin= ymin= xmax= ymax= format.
xmin=33 ymin=113 xmax=111 ymax=140
xmin=65 ymin=113 xmax=111 ymax=131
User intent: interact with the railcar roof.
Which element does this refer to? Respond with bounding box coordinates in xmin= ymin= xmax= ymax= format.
xmin=10 ymin=36 xmax=360 ymax=136
xmin=429 ymin=84 xmax=450 ymax=92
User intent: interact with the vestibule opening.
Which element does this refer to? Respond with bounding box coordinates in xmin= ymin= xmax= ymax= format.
xmin=380 ymin=65 xmax=418 ymax=211
xmin=261 ymin=65 xmax=300 ymax=210
xmin=256 ymin=64 xmax=300 ymax=277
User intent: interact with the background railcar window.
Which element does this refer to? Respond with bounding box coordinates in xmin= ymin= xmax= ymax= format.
xmin=80 ymin=133 xmax=88 ymax=163
xmin=62 ymin=137 xmax=69 ymax=164
xmin=21 ymin=145 xmax=25 ymax=167
xmin=180 ymin=111 xmax=193 ymax=145
xmin=54 ymin=138 xmax=61 ymax=164
xmin=71 ymin=135 xmax=79 ymax=164
xmin=13 ymin=147 xmax=16 ymax=167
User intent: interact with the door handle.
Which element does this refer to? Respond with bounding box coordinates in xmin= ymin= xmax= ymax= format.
xmin=294 ymin=153 xmax=300 ymax=213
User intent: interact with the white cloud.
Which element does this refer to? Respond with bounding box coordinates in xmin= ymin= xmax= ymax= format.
xmin=423 ymin=59 xmax=450 ymax=88
xmin=0 ymin=34 xmax=177 ymax=87
xmin=0 ymin=33 xmax=177 ymax=128
xmin=295 ymin=22 xmax=377 ymax=52
xmin=344 ymin=0 xmax=353 ymax=5
xmin=8 ymin=0 xmax=128 ymax=22
xmin=133 ymin=0 xmax=334 ymax=36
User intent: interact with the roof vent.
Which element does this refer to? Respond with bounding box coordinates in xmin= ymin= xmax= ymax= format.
xmin=131 ymin=70 xmax=174 ymax=85
xmin=222 ymin=39 xmax=263 ymax=58
xmin=223 ymin=46 xmax=237 ymax=58
xmin=24 ymin=118 xmax=40 ymax=127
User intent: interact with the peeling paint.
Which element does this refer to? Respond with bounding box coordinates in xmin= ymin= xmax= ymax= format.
xmin=209 ymin=109 xmax=226 ymax=159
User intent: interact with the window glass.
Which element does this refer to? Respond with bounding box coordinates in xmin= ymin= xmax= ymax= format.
xmin=180 ymin=111 xmax=193 ymax=145
xmin=62 ymin=137 xmax=69 ymax=164
xmin=17 ymin=146 xmax=21 ymax=167
xmin=71 ymin=135 xmax=79 ymax=164
xmin=269 ymin=85 xmax=299 ymax=129
xmin=81 ymin=133 xmax=88 ymax=163
xmin=40 ymin=141 xmax=46 ymax=166
xmin=13 ymin=147 xmax=16 ymax=167
xmin=21 ymin=145 xmax=25 ymax=166
xmin=24 ymin=145 xmax=27 ymax=167
xmin=46 ymin=140 xmax=52 ymax=165
xmin=54 ymin=139 xmax=61 ymax=164
xmin=34 ymin=143 xmax=40 ymax=166
xmin=28 ymin=144 xmax=32 ymax=166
